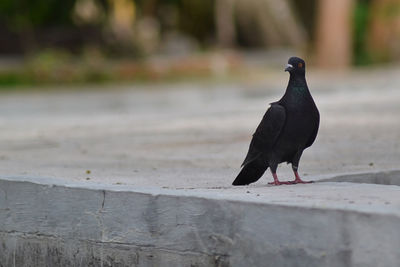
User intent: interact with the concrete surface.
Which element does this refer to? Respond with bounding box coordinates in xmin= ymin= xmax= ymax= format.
xmin=0 ymin=69 xmax=399 ymax=187
xmin=1 ymin=175 xmax=400 ymax=267
xmin=0 ymin=67 xmax=400 ymax=266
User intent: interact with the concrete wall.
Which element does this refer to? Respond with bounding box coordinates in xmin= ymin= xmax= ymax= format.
xmin=1 ymin=176 xmax=400 ymax=267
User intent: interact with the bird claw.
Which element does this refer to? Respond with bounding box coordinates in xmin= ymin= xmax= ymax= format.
xmin=268 ymin=179 xmax=314 ymax=185
xmin=268 ymin=180 xmax=293 ymax=186
xmin=291 ymin=179 xmax=314 ymax=184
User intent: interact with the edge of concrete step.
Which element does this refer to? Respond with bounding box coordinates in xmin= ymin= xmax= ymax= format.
xmin=1 ymin=170 xmax=399 ymax=267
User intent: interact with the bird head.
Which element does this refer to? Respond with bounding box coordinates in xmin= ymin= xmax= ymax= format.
xmin=285 ymin=57 xmax=306 ymax=75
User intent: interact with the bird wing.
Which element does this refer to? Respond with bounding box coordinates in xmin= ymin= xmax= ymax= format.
xmin=241 ymin=104 xmax=286 ymax=167
xmin=305 ymin=109 xmax=320 ymax=148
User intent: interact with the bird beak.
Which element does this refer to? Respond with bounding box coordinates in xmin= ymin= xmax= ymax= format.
xmin=285 ymin=64 xmax=293 ymax=72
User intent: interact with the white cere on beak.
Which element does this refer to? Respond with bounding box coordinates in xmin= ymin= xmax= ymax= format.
xmin=286 ymin=64 xmax=293 ymax=68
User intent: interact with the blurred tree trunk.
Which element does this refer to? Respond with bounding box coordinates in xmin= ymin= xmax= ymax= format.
xmin=367 ymin=0 xmax=400 ymax=62
xmin=215 ymin=0 xmax=236 ymax=48
xmin=315 ymin=0 xmax=355 ymax=69
xmin=108 ymin=0 xmax=135 ymax=43
xmin=261 ymin=0 xmax=306 ymax=47
xmin=235 ymin=0 xmax=306 ymax=48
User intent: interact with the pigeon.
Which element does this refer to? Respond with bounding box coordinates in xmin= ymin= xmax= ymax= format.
xmin=232 ymin=57 xmax=319 ymax=186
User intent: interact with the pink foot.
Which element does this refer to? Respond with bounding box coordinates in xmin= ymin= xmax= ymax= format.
xmin=291 ymin=178 xmax=313 ymax=184
xmin=268 ymin=173 xmax=293 ymax=186
xmin=268 ymin=180 xmax=292 ymax=185
xmin=291 ymin=171 xmax=314 ymax=184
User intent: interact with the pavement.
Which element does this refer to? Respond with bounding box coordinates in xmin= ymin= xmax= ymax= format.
xmin=0 ymin=68 xmax=399 ymax=188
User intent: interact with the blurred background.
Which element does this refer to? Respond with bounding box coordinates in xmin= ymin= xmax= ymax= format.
xmin=1 ymin=0 xmax=400 ymax=86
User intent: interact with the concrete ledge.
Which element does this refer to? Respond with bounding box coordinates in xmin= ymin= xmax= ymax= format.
xmin=320 ymin=170 xmax=400 ymax=186
xmin=0 ymin=232 xmax=225 ymax=267
xmin=1 ymin=175 xmax=400 ymax=267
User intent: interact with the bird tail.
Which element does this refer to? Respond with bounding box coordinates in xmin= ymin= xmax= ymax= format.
xmin=232 ymin=159 xmax=267 ymax=186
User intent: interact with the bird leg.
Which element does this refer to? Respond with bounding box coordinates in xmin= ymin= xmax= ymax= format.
xmin=291 ymin=170 xmax=313 ymax=184
xmin=268 ymin=173 xmax=292 ymax=185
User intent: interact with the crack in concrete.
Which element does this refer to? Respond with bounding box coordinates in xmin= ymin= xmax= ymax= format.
xmin=99 ymin=190 xmax=106 ymax=267
xmin=101 ymin=190 xmax=106 ymax=209
xmin=0 ymin=230 xmax=61 ymax=240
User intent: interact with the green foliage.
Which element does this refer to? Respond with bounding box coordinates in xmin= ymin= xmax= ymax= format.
xmin=0 ymin=49 xmax=237 ymax=86
xmin=0 ymin=0 xmax=77 ymax=30
xmin=0 ymin=48 xmax=110 ymax=86
xmin=353 ymin=0 xmax=372 ymax=66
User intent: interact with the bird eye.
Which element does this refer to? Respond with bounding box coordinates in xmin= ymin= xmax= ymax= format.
xmin=298 ymin=63 xmax=303 ymax=68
